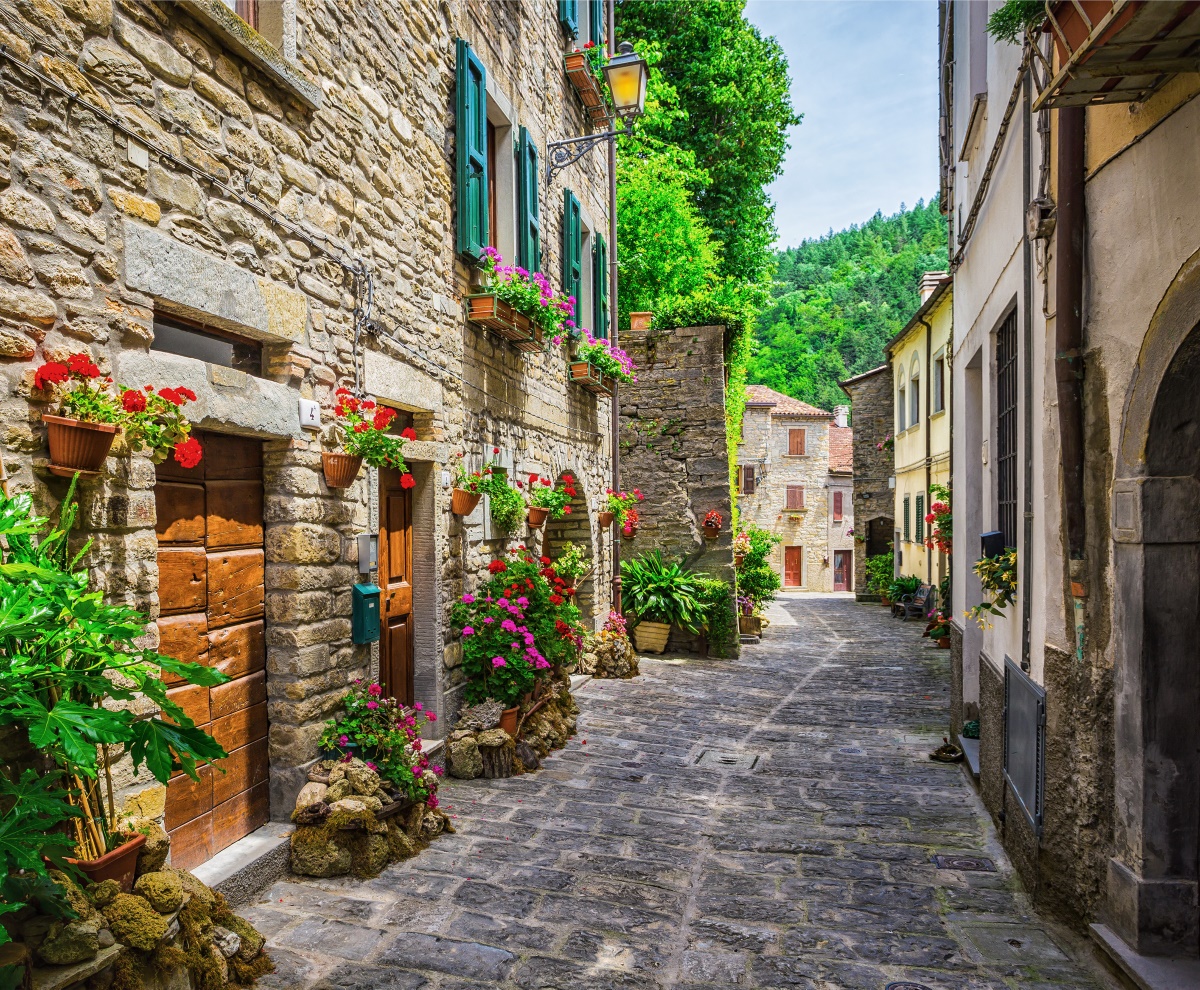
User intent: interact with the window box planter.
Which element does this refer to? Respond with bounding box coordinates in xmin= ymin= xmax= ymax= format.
xmin=563 ymin=52 xmax=612 ymax=128
xmin=466 ymin=293 xmax=543 ymax=352
xmin=43 ymin=414 xmax=117 ymax=474
xmin=570 ymin=361 xmax=615 ymax=396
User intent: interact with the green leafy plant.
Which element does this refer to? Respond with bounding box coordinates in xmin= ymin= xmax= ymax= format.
xmin=696 ymin=577 xmax=737 ymax=658
xmin=570 ymin=330 xmax=637 ymax=383
xmin=620 ymin=551 xmax=705 ymax=631
xmin=554 ymin=542 xmax=590 ymax=586
xmin=969 ymin=549 xmax=1018 ymax=627
xmin=604 ymin=487 xmax=644 ymax=528
xmin=451 ymin=450 xmax=498 ymax=494
xmin=485 ymin=470 xmax=526 ymax=532
xmin=735 ymin=524 xmax=781 ymax=613
xmin=866 ymin=553 xmax=893 ymax=595
xmin=887 ymin=574 xmax=922 ymax=603
xmin=987 ymin=0 xmax=1045 ymax=43
xmin=924 ymin=482 xmax=952 ymax=554
xmin=319 ymin=679 xmax=403 ymax=756
xmin=119 ymin=385 xmax=203 ymax=468
xmin=332 ymin=388 xmax=414 ymax=473
xmin=478 ymin=247 xmax=575 ymax=337
xmin=527 ymin=473 xmax=578 ymax=519
xmin=0 ymin=486 xmax=227 ymax=862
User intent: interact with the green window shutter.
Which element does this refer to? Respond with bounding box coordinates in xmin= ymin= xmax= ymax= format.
xmin=562 ymin=189 xmax=581 ymax=309
xmin=455 ymin=39 xmax=489 ymax=259
xmin=916 ymin=494 xmax=925 ymax=542
xmin=904 ymin=495 xmax=911 ymax=543
xmin=517 ymin=126 xmax=541 ymax=272
xmin=589 ymin=0 xmax=604 ymax=46
xmin=592 ymin=232 xmax=608 ymax=338
xmin=559 ymin=0 xmax=578 ymax=37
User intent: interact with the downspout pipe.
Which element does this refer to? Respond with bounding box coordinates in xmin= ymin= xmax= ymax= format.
xmin=608 ymin=0 xmax=621 ymax=614
xmin=1055 ymin=106 xmax=1086 ymax=566
xmin=919 ymin=316 xmax=933 ymax=587
xmin=1021 ymin=66 xmax=1034 ymax=670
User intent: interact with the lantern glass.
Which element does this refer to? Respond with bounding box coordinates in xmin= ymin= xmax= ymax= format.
xmin=602 ymin=44 xmax=648 ymax=118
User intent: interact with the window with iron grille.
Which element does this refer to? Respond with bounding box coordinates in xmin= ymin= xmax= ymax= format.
xmin=903 ymin=494 xmax=911 ymax=542
xmin=916 ymin=494 xmax=925 ymax=543
xmin=996 ymin=310 xmax=1018 ymax=547
xmin=786 ymin=485 xmax=805 ymax=510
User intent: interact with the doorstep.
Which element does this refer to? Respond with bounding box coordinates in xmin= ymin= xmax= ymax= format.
xmin=570 ymin=673 xmax=592 ymax=691
xmin=958 ymin=736 xmax=980 ymax=780
xmin=190 ymin=821 xmax=292 ymax=907
xmin=1091 ymin=923 xmax=1200 ymax=990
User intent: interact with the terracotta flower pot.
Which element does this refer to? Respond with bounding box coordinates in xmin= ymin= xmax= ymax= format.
xmin=622 ymin=525 xmax=638 ymax=540
xmin=735 ymin=553 xmax=745 ymax=566
xmin=703 ymin=522 xmax=720 ymax=540
xmin=598 ymin=511 xmax=615 ymax=528
xmin=322 ymin=451 xmax=363 ymax=488
xmin=499 ymin=706 xmax=520 ymax=737
xmin=738 ymin=614 xmax=762 ymax=637
xmin=527 ymin=506 xmax=549 ymax=528
xmin=66 ymin=832 xmax=146 ymax=893
xmin=43 ymin=414 xmax=117 ymax=472
xmin=937 ymin=636 xmax=950 ymax=649
xmin=451 ymin=487 xmax=482 ymax=516
xmin=629 ymin=311 xmax=652 ymax=332
xmin=633 ymin=620 xmax=670 ymax=654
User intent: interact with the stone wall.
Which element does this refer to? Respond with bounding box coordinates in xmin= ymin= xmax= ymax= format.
xmin=840 ymin=367 xmax=892 ymax=598
xmin=0 ymin=0 xmax=614 ymax=857
xmin=618 ymin=322 xmax=736 ymax=655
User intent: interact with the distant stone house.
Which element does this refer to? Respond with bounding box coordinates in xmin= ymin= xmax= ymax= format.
xmin=737 ymin=386 xmax=854 ymax=592
xmin=0 ymin=0 xmax=616 ymax=872
xmin=839 ymin=365 xmax=892 ymax=599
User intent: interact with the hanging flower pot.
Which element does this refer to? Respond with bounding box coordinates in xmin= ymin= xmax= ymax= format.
xmin=598 ymin=510 xmax=615 ymax=528
xmin=527 ymin=505 xmax=549 ymax=529
xmin=703 ymin=523 xmax=720 ymax=540
xmin=322 ymin=451 xmax=363 ymax=488
xmin=451 ymin=487 xmax=482 ymax=516
xmin=43 ymin=414 xmax=117 ymax=473
xmin=621 ymin=523 xmax=638 ymax=540
xmin=735 ymin=553 xmax=745 ymax=567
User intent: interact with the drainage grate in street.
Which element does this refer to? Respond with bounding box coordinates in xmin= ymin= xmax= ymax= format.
xmin=931 ymin=854 xmax=997 ymax=872
xmin=885 ymin=983 xmax=934 ymax=990
xmin=695 ymin=750 xmax=760 ymax=770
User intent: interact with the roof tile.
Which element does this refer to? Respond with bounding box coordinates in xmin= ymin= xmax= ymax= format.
xmin=744 ymin=385 xmax=832 ymax=418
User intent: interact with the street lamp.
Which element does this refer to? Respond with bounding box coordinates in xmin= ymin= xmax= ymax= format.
xmin=545 ymin=41 xmax=648 ymax=184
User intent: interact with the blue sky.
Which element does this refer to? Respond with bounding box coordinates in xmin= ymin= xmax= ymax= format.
xmin=744 ymin=0 xmax=940 ymax=248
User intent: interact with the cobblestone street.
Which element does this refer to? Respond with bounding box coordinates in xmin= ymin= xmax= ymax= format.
xmin=246 ymin=596 xmax=1108 ymax=990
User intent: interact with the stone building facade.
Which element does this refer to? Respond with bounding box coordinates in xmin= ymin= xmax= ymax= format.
xmin=839 ymin=365 xmax=891 ymax=599
xmin=0 ymin=0 xmax=616 ymax=871
xmin=943 ymin=1 xmax=1200 ymax=977
xmin=617 ymin=321 xmax=737 ymax=655
xmin=737 ymin=385 xmax=854 ymax=593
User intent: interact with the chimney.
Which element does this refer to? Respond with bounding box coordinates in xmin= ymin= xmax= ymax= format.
xmin=833 ymin=405 xmax=849 ymax=428
xmin=919 ymin=270 xmax=949 ymax=303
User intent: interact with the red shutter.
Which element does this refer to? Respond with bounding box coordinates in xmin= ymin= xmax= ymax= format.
xmin=788 ymin=429 xmax=806 ymax=456
xmin=786 ymin=485 xmax=805 ymax=510
xmin=833 ymin=491 xmax=843 ymax=521
xmin=236 ymin=0 xmax=259 ymax=29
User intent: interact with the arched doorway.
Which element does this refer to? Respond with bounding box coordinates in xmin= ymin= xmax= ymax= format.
xmin=1111 ymin=252 xmax=1200 ymax=957
xmin=540 ymin=473 xmax=598 ymax=629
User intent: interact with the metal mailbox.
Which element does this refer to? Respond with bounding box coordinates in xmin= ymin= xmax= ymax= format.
xmin=351 ymin=582 xmax=381 ymax=644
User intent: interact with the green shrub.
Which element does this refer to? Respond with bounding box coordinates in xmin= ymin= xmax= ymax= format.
xmin=865 ymin=553 xmax=893 ymax=595
xmin=621 ymin=552 xmax=704 ymax=631
xmin=886 ymin=574 xmax=922 ymax=601
xmin=485 ymin=471 xmax=525 ymax=531
xmin=695 ymin=577 xmax=737 ymax=658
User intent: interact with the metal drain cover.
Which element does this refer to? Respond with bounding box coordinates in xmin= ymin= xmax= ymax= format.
xmin=695 ymin=750 xmax=760 ymax=770
xmin=932 ymin=854 xmax=996 ymax=872
xmin=885 ymin=983 xmax=934 ymax=990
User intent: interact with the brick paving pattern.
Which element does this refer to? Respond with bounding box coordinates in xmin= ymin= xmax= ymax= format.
xmin=246 ymin=596 xmax=1108 ymax=989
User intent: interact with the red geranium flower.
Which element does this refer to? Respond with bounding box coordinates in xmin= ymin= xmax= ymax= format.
xmin=66 ymin=353 xmax=100 ymax=378
xmin=353 ymin=422 xmax=370 ymax=433
xmin=563 ymin=506 xmax=572 ymax=514
xmin=158 ymin=387 xmax=183 ymax=406
xmin=373 ymin=408 xmax=396 ymax=431
xmin=488 ymin=559 xmax=508 ymax=574
xmin=400 ymin=473 xmax=416 ymax=489
xmin=540 ymin=556 xmax=551 ymax=566
xmin=173 ymin=436 xmax=203 ymax=469
xmin=33 ymin=362 xmax=69 ymax=390
xmin=177 ymin=386 xmax=197 ymax=402
xmin=549 ymin=594 xmax=564 ymax=605
xmin=121 ymin=390 xmax=147 ymax=412
xmin=400 ymin=427 xmax=416 ymax=441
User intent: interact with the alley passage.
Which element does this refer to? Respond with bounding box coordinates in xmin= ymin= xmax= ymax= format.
xmin=246 ymin=597 xmax=1104 ymax=989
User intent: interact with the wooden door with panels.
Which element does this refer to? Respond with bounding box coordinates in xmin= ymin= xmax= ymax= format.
xmin=784 ymin=546 xmax=803 ymax=588
xmin=155 ymin=432 xmax=267 ymax=870
xmin=833 ymin=550 xmax=850 ymax=592
xmin=379 ymin=467 xmax=414 ymax=707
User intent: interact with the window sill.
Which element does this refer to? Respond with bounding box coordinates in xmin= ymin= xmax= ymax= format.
xmin=179 ymin=0 xmax=323 ymax=110
xmin=929 ymin=408 xmax=947 ymax=421
xmin=781 ymin=454 xmax=808 ymax=459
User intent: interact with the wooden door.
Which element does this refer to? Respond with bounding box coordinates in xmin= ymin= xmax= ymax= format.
xmin=156 ymin=432 xmax=267 ymax=871
xmin=834 ymin=550 xmax=850 ymax=592
xmin=784 ymin=546 xmax=803 ymax=588
xmin=379 ymin=468 xmax=414 ymax=706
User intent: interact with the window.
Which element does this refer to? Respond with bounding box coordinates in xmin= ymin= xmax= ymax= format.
xmin=592 ymin=233 xmax=609 ymax=337
xmin=903 ymin=494 xmax=911 ymax=543
xmin=562 ymin=189 xmax=582 ymax=305
xmin=910 ymin=358 xmax=921 ymax=426
xmin=996 ymin=309 xmax=1019 ymax=547
xmin=786 ymin=485 xmax=805 ymax=510
xmin=455 ymin=40 xmax=488 ymax=259
xmin=738 ymin=465 xmax=756 ymax=496
xmin=916 ymin=494 xmax=925 ymax=543
xmin=558 ymin=0 xmax=579 ymax=36
xmin=153 ymin=312 xmax=262 ymax=377
xmin=898 ymin=384 xmax=907 ymax=431
xmin=516 ymin=127 xmax=540 ymax=271
xmin=933 ymin=353 xmax=946 ymax=413
xmin=833 ymin=490 xmax=843 ymax=522
xmin=788 ymin=428 xmax=806 ymax=456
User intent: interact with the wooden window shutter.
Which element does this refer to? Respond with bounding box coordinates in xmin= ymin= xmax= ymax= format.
xmin=788 ymin=428 xmax=806 ymax=456
xmin=787 ymin=485 xmax=804 ymax=510
xmin=455 ymin=40 xmax=488 ymax=259
xmin=916 ymin=494 xmax=925 ymax=542
xmin=904 ymin=495 xmax=911 ymax=542
xmin=517 ymin=127 xmax=541 ymax=272
xmin=833 ymin=490 xmax=843 ymax=521
xmin=559 ymin=0 xmax=579 ymax=37
xmin=235 ymin=0 xmax=258 ymax=30
xmin=741 ymin=466 xmax=756 ymax=495
xmin=589 ymin=0 xmax=604 ymax=45
xmin=592 ymin=233 xmax=608 ymax=338
xmin=563 ymin=189 xmax=582 ymax=303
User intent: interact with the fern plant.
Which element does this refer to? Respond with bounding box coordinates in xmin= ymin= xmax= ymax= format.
xmin=620 ymin=552 xmax=704 ymax=631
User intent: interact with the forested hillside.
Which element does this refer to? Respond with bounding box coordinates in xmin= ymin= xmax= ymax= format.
xmin=748 ymin=199 xmax=949 ymax=412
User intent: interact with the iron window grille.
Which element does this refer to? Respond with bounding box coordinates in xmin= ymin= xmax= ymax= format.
xmin=996 ymin=309 xmax=1019 ymax=548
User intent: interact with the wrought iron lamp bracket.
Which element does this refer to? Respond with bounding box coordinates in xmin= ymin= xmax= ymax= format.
xmin=546 ymin=118 xmax=632 ymax=185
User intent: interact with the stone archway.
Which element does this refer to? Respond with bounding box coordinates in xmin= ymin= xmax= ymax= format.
xmin=540 ymin=472 xmax=598 ymax=630
xmin=1110 ymin=247 xmax=1200 ymax=957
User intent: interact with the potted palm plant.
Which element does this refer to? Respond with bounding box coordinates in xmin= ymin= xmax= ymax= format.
xmin=325 ymin=388 xmax=415 ymax=488
xmin=620 ymin=551 xmax=704 ymax=654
